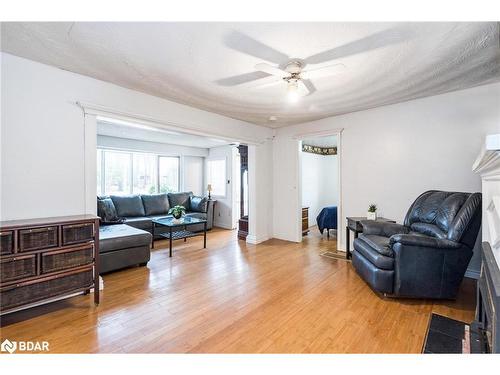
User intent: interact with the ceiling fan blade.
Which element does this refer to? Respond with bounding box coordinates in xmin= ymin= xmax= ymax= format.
xmin=304 ymin=26 xmax=413 ymax=64
xmin=224 ymin=30 xmax=290 ymax=64
xmin=255 ymin=63 xmax=289 ymax=78
xmin=237 ymin=75 xmax=283 ymax=89
xmin=215 ymin=71 xmax=270 ymax=86
xmin=297 ymin=80 xmax=311 ymax=97
xmin=300 ymin=79 xmax=317 ymax=95
xmin=301 ymin=64 xmax=346 ymax=80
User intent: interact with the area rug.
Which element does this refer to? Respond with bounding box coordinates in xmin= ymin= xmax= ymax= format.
xmin=423 ymin=313 xmax=471 ymax=353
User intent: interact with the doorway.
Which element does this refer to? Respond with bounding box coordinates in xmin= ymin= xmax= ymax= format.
xmin=299 ymin=134 xmax=341 ymax=252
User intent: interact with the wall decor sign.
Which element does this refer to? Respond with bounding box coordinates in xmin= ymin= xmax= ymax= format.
xmin=302 ymin=144 xmax=337 ymax=155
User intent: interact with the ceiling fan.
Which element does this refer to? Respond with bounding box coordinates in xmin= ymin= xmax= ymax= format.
xmin=216 ymin=27 xmax=411 ymax=102
xmin=249 ymin=60 xmax=346 ymax=102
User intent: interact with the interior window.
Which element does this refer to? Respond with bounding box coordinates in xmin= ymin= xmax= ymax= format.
xmin=158 ymin=156 xmax=180 ymax=193
xmin=97 ymin=149 xmax=180 ymax=195
xmin=104 ymin=150 xmax=132 ymax=195
xmin=133 ymin=153 xmax=157 ymax=194
xmin=207 ymin=159 xmax=226 ymax=197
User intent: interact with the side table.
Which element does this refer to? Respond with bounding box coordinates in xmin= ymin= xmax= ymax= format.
xmin=345 ymin=216 xmax=396 ymax=260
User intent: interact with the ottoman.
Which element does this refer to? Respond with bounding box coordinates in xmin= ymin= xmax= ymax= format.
xmin=99 ymin=224 xmax=152 ymax=274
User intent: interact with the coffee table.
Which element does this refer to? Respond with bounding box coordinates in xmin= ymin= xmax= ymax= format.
xmin=151 ymin=216 xmax=207 ymax=257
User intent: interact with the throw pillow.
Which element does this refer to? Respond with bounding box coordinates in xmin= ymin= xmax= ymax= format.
xmin=97 ymin=197 xmax=124 ymax=224
xmin=190 ymin=196 xmax=208 ymax=213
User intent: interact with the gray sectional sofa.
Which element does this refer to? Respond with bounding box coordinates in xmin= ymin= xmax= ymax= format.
xmin=97 ymin=192 xmax=214 ymax=273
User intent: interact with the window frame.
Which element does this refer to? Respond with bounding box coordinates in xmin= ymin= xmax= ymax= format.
xmin=206 ymin=157 xmax=227 ymax=198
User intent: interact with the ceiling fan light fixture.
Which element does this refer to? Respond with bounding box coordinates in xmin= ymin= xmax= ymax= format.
xmin=287 ymin=80 xmax=299 ymax=103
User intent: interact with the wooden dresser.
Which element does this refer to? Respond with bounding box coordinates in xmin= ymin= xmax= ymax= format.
xmin=302 ymin=207 xmax=309 ymax=236
xmin=0 ymin=215 xmax=100 ymax=315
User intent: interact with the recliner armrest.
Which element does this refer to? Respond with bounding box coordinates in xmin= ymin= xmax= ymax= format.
xmin=389 ymin=234 xmax=461 ymax=249
xmin=360 ymin=221 xmax=409 ymax=237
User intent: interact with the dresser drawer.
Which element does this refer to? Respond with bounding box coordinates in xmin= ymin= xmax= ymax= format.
xmin=302 ymin=208 xmax=308 ymax=219
xmin=0 ymin=254 xmax=37 ymax=283
xmin=1 ymin=231 xmax=14 ymax=255
xmin=19 ymin=226 xmax=58 ymax=252
xmin=42 ymin=244 xmax=94 ymax=274
xmin=0 ymin=267 xmax=93 ymax=311
xmin=62 ymin=223 xmax=94 ymax=245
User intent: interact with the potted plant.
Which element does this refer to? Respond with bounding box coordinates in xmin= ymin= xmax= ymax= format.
xmin=367 ymin=204 xmax=377 ymax=220
xmin=169 ymin=205 xmax=186 ymax=220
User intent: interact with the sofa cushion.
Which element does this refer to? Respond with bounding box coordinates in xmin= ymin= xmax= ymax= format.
xmin=358 ymin=234 xmax=393 ymax=257
xmin=353 ymin=238 xmax=394 ymax=270
xmin=111 ymin=195 xmax=145 ymax=217
xmin=141 ymin=194 xmax=170 ymax=216
xmin=168 ymin=192 xmax=193 ymax=210
xmin=97 ymin=196 xmax=123 ymax=224
xmin=123 ymin=217 xmax=152 ymax=231
xmin=99 ymin=224 xmax=152 ymax=253
xmin=190 ymin=196 xmax=208 ymax=213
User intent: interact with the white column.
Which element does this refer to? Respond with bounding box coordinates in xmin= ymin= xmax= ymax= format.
xmin=247 ymin=141 xmax=273 ymax=244
xmin=84 ymin=114 xmax=97 ymax=215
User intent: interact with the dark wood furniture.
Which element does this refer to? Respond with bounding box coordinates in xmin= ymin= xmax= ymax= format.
xmin=345 ymin=216 xmax=395 ymax=260
xmin=152 ymin=216 xmax=207 ymax=257
xmin=302 ymin=207 xmax=309 ymax=236
xmin=473 ymin=242 xmax=500 ymax=353
xmin=237 ymin=145 xmax=249 ymax=241
xmin=0 ymin=215 xmax=99 ymax=315
xmin=238 ymin=217 xmax=249 ymax=240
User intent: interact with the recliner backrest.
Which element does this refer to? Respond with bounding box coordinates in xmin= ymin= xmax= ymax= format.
xmin=404 ymin=190 xmax=481 ymax=247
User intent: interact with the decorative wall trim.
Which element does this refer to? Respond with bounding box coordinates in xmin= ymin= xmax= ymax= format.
xmin=76 ymin=101 xmax=265 ymax=145
xmin=302 ymin=144 xmax=337 ymax=155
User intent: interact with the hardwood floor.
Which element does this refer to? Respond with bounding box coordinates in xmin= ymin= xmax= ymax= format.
xmin=0 ymin=227 xmax=476 ymax=353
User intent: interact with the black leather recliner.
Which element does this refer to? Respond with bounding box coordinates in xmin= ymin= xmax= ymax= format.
xmin=352 ymin=190 xmax=481 ymax=299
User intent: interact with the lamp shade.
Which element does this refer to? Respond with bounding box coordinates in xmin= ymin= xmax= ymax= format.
xmin=207 ymin=184 xmax=212 ymax=191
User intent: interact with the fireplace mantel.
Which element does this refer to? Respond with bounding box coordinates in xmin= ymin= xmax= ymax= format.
xmin=473 ymin=134 xmax=500 ymax=268
xmin=473 ymin=134 xmax=500 ymax=353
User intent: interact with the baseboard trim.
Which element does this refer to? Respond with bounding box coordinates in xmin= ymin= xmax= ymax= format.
xmin=214 ymin=223 xmax=234 ymax=230
xmin=246 ymin=235 xmax=270 ymax=244
xmin=465 ymin=269 xmax=480 ymax=280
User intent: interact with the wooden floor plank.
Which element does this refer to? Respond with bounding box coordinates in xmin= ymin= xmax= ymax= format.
xmin=0 ymin=227 xmax=476 ymax=353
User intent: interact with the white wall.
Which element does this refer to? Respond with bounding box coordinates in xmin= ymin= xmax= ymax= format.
xmin=0 ymin=53 xmax=273 ymax=222
xmin=273 ymin=82 xmax=500 ymax=275
xmin=301 ymin=151 xmax=339 ymax=225
xmin=97 ymin=135 xmax=209 ymax=157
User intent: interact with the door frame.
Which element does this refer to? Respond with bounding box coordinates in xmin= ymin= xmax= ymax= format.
xmin=294 ymin=128 xmax=344 ymax=252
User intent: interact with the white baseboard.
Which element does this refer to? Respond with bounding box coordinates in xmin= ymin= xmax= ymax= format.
xmin=213 ymin=223 xmax=234 ymax=230
xmin=246 ymin=234 xmax=270 ymax=244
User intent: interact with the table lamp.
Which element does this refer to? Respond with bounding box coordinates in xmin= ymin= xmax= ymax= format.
xmin=207 ymin=184 xmax=212 ymax=199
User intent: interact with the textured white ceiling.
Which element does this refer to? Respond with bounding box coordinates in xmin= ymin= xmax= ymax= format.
xmin=1 ymin=22 xmax=499 ymax=128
